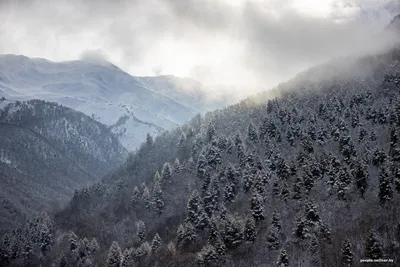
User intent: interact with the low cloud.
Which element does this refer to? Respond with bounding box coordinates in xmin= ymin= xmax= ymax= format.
xmin=0 ymin=0 xmax=399 ymax=93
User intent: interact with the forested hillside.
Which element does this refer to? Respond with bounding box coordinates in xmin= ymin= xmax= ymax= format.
xmin=0 ymin=99 xmax=127 ymax=234
xmin=3 ymin=38 xmax=400 ymax=267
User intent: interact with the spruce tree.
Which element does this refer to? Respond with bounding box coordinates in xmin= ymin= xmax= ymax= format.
xmin=247 ymin=122 xmax=259 ymax=143
xmin=162 ymin=162 xmax=172 ymax=184
xmin=207 ymin=123 xmax=216 ymax=142
xmin=152 ymin=180 xmax=165 ymax=214
xmin=107 ymin=241 xmax=122 ymax=267
xmin=151 ymin=233 xmax=161 ymax=252
xmin=136 ymin=221 xmax=146 ymax=245
xmin=293 ymin=218 xmax=308 ymax=241
xmin=292 ymin=176 xmax=302 ymax=199
xmin=379 ymin=167 xmax=393 ymax=205
xmin=222 ymin=215 xmax=243 ymax=248
xmin=267 ymin=226 xmax=280 ymax=250
xmin=146 ymin=133 xmax=153 ymax=146
xmin=351 ymin=161 xmax=368 ymax=198
xmin=341 ymin=239 xmax=353 ymax=267
xmin=243 ymin=163 xmax=254 ymax=193
xmin=277 ymin=248 xmax=289 ymax=267
xmin=131 ymin=186 xmax=140 ymax=204
xmin=121 ymin=248 xmax=133 ymax=267
xmin=197 ymin=153 xmax=209 ymax=180
xmin=251 ymin=191 xmax=265 ymax=222
xmin=272 ymin=211 xmax=282 ymax=232
xmin=142 ymin=186 xmax=152 ymax=210
xmin=243 ymin=216 xmax=256 ymax=243
xmin=365 ymin=231 xmax=383 ymax=260
xmin=196 ymin=244 xmax=218 ymax=266
xmin=186 ymin=189 xmax=208 ymax=229
xmin=177 ymin=223 xmax=196 ymax=246
xmin=203 ymin=177 xmax=220 ymax=216
xmin=134 ymin=242 xmax=151 ymax=262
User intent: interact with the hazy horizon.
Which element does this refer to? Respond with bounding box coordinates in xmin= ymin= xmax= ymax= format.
xmin=1 ymin=0 xmax=400 ymax=94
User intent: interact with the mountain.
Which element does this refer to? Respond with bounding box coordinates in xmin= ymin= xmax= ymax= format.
xmin=1 ymin=20 xmax=397 ymax=267
xmin=0 ymin=56 xmax=234 ymax=151
xmin=2 ymin=13 xmax=400 ymax=267
xmin=0 ymin=99 xmax=127 ymax=233
xmin=136 ymin=75 xmax=239 ymax=111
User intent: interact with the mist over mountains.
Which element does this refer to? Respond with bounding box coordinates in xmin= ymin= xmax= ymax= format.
xmin=1 ymin=4 xmax=400 ymax=267
xmin=0 ymin=12 xmax=400 ymax=267
xmin=0 ymin=55 xmax=236 ymax=151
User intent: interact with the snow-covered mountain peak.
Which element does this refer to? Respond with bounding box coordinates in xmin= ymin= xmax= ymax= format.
xmin=0 ymin=55 xmax=234 ymax=151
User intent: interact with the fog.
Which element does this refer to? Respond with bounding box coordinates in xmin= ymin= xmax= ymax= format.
xmin=0 ymin=0 xmax=399 ymax=95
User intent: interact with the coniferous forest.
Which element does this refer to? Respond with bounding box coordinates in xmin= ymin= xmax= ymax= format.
xmin=2 ymin=43 xmax=400 ymax=267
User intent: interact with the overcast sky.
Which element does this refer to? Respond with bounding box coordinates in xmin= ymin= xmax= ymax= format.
xmin=0 ymin=0 xmax=399 ymax=92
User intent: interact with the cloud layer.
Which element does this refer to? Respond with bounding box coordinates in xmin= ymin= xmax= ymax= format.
xmin=0 ymin=0 xmax=399 ymax=93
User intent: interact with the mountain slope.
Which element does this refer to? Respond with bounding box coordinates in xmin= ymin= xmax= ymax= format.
xmin=0 ymin=99 xmax=127 ymax=233
xmin=26 ymin=42 xmax=400 ymax=267
xmin=0 ymin=56 xmax=234 ymax=151
xmin=3 ymin=13 xmax=400 ymax=267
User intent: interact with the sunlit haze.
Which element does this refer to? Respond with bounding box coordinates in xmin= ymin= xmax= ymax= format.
xmin=0 ymin=0 xmax=399 ymax=95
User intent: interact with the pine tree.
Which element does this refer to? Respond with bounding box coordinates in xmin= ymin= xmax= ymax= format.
xmin=293 ymin=218 xmax=308 ymax=241
xmin=251 ymin=191 xmax=265 ymax=221
xmin=224 ymin=182 xmax=236 ymax=203
xmin=196 ymin=244 xmax=218 ymax=266
xmin=243 ymin=216 xmax=256 ymax=243
xmin=272 ymin=211 xmax=282 ymax=232
xmin=107 ymin=241 xmax=122 ymax=267
xmin=281 ymin=182 xmax=290 ymax=201
xmin=351 ymin=161 xmax=368 ymax=198
xmin=247 ymin=122 xmax=259 ymax=143
xmin=173 ymin=158 xmax=181 ymax=174
xmin=154 ymin=171 xmax=161 ymax=182
xmin=186 ymin=190 xmax=209 ymax=230
xmin=146 ymin=133 xmax=153 ymax=146
xmin=394 ymin=166 xmax=400 ymax=194
xmin=337 ymin=167 xmax=351 ymax=200
xmin=292 ymin=176 xmax=302 ymax=199
xmin=320 ymin=223 xmax=332 ymax=244
xmin=215 ymin=237 xmax=227 ymax=264
xmin=272 ymin=180 xmax=281 ymax=197
xmin=162 ymin=162 xmax=172 ymax=184
xmin=341 ymin=239 xmax=353 ymax=267
xmin=267 ymin=226 xmax=280 ymax=250
xmin=372 ymin=149 xmax=387 ymax=166
xmin=39 ymin=223 xmax=53 ymax=253
xmin=69 ymin=231 xmax=79 ymax=252
xmin=152 ymin=180 xmax=165 ymax=214
xmin=222 ymin=215 xmax=243 ymax=248
xmin=302 ymin=171 xmax=315 ymax=195
xmin=121 ymin=248 xmax=133 ymax=267
xmin=208 ymin=216 xmax=219 ymax=243
xmin=305 ymin=202 xmax=321 ymax=225
xmin=207 ymin=123 xmax=216 ymax=142
xmin=142 ymin=186 xmax=152 ymax=210
xmin=59 ymin=255 xmax=68 ymax=267
xmin=134 ymin=242 xmax=151 ymax=262
xmin=136 ymin=221 xmax=146 ymax=245
xmin=197 ymin=153 xmax=209 ymax=180
xmin=90 ymin=238 xmax=100 ymax=254
xmin=203 ymin=177 xmax=220 ymax=216
xmin=365 ymin=231 xmax=383 ymax=260
xmin=131 ymin=186 xmax=140 ymax=204
xmin=243 ymin=163 xmax=254 ymax=193
xmin=151 ymin=233 xmax=161 ymax=252
xmin=379 ymin=167 xmax=393 ymax=205
xmin=277 ymin=248 xmax=289 ymax=267
xmin=177 ymin=223 xmax=196 ymax=246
